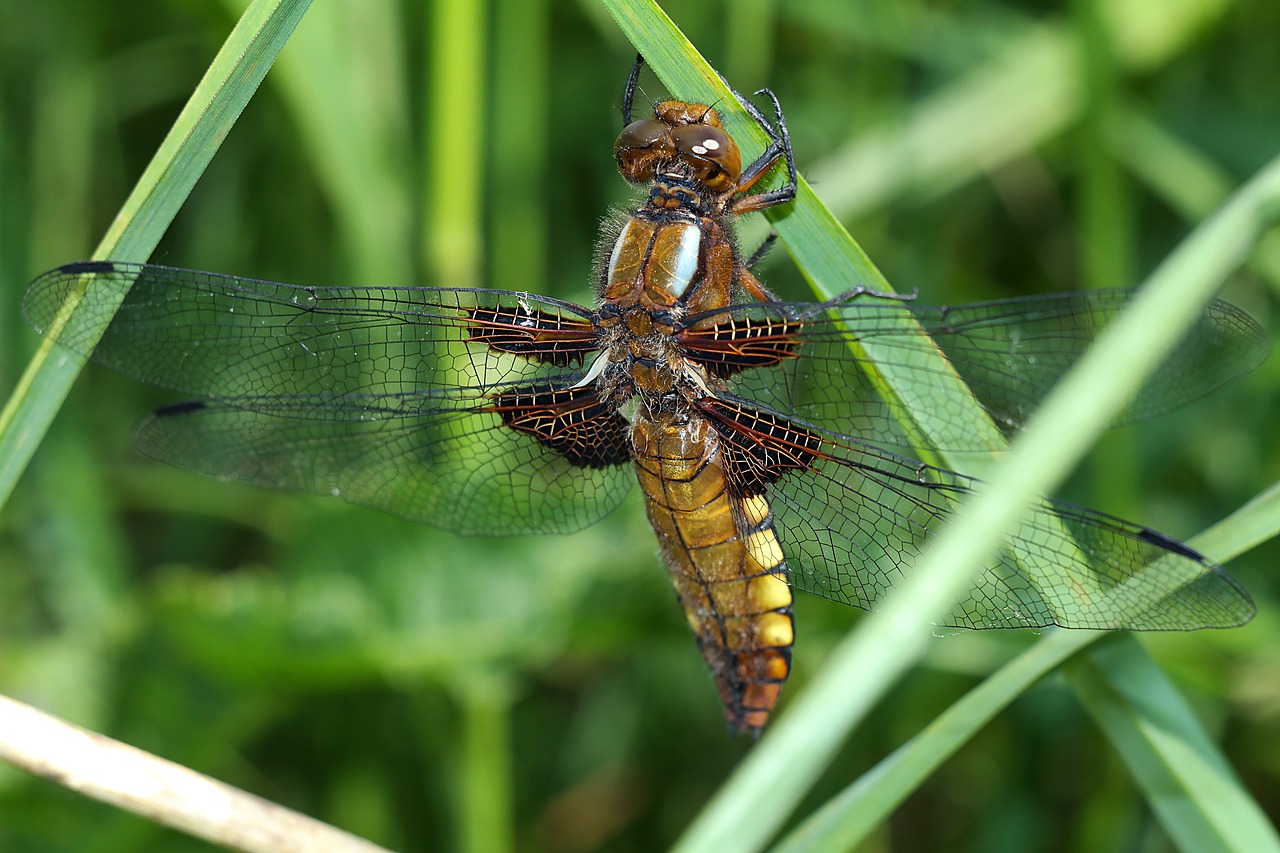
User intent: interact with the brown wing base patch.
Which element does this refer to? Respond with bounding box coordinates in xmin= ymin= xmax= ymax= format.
xmin=466 ymin=305 xmax=599 ymax=366
xmin=486 ymin=384 xmax=631 ymax=469
xmin=696 ymin=398 xmax=822 ymax=495
xmin=678 ymin=314 xmax=801 ymax=378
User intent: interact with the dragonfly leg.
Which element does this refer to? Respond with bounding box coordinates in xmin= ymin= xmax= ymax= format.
xmin=743 ymin=232 xmax=778 ymax=270
xmin=739 ymin=266 xmax=782 ymax=304
xmin=621 ymin=53 xmax=645 ymax=124
xmin=728 ymin=87 xmax=797 ymax=214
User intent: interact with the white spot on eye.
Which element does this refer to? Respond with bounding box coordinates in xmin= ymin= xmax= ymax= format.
xmin=690 ymin=137 xmax=720 ymax=156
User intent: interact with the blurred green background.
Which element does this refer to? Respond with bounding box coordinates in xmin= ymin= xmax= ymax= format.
xmin=2 ymin=0 xmax=1279 ymax=850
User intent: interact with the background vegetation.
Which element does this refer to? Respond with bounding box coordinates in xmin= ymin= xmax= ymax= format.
xmin=1 ymin=0 xmax=1278 ymax=850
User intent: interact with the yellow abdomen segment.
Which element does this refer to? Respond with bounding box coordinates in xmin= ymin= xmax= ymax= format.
xmin=632 ymin=414 xmax=794 ymax=734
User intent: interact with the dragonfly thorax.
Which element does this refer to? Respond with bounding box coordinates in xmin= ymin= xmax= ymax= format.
xmin=591 ymin=313 xmax=708 ymax=411
xmin=602 ymin=215 xmax=705 ymax=304
xmin=645 ymin=178 xmax=712 ymax=217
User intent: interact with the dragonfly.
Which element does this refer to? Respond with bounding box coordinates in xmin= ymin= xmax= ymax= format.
xmin=23 ymin=57 xmax=1268 ymax=735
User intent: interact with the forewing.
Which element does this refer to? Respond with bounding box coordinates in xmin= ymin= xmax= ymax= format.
xmin=22 ymin=260 xmax=600 ymax=403
xmin=682 ymin=289 xmax=1269 ymax=452
xmin=917 ymin=290 xmax=1269 ymax=428
xmin=24 ymin=261 xmax=631 ymax=535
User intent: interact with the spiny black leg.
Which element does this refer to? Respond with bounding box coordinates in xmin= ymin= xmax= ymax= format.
xmin=755 ymin=87 xmax=797 ymax=192
xmin=744 ymin=233 xmax=778 ymax=269
xmin=734 ymin=87 xmax=797 ymax=208
xmin=622 ymin=53 xmax=645 ymax=124
xmin=733 ymin=89 xmax=777 ymax=139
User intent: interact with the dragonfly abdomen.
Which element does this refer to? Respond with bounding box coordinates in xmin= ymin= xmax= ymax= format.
xmin=632 ymin=413 xmax=794 ymax=735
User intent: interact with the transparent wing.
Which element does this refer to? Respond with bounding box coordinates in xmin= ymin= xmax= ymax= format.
xmin=133 ymin=398 xmax=631 ymax=536
xmin=705 ymin=404 xmax=1255 ymax=629
xmin=23 ymin=260 xmax=601 ymax=401
xmin=23 ymin=261 xmax=631 ymax=535
xmin=682 ymin=289 xmax=1269 ymax=452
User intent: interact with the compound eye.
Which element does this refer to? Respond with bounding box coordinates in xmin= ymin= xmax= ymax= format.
xmin=671 ymin=125 xmax=741 ymax=191
xmin=616 ymin=118 xmax=669 ymax=151
xmin=615 ymin=119 xmax=673 ymax=182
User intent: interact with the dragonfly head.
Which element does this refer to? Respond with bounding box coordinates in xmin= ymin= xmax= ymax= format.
xmin=614 ymin=100 xmax=743 ymax=193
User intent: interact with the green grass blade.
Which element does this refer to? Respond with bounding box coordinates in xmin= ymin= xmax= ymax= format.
xmin=0 ymin=0 xmax=312 ymax=510
xmin=1068 ymin=636 xmax=1280 ymax=853
xmin=1197 ymin=481 xmax=1280 ymax=563
xmin=453 ymin=674 xmax=516 ymax=853
xmin=424 ymin=0 xmax=487 ymax=288
xmin=488 ymin=0 xmax=550 ymax=301
xmin=768 ymin=629 xmax=1099 ymax=853
xmin=769 ymin=481 xmax=1280 ymax=852
xmin=262 ymin=0 xmax=412 ymax=283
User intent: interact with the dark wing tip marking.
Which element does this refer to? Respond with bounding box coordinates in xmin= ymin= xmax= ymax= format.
xmin=58 ymin=260 xmax=118 ymax=275
xmin=154 ymin=400 xmax=210 ymax=418
xmin=1134 ymin=526 xmax=1205 ymax=561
